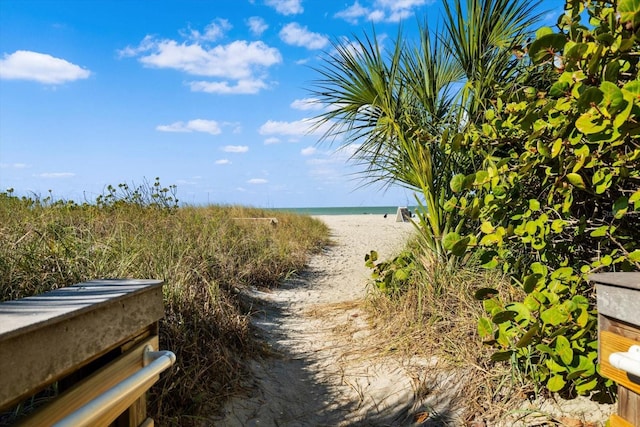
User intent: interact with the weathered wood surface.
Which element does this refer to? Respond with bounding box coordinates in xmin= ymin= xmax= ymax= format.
xmin=617 ymin=387 xmax=640 ymax=427
xmin=590 ymin=272 xmax=640 ymax=291
xmin=0 ymin=279 xmax=164 ymax=411
xmin=592 ymin=273 xmax=640 ymax=329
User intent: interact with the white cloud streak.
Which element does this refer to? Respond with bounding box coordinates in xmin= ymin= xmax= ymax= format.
xmin=189 ymin=79 xmax=267 ymax=94
xmin=279 ymin=23 xmax=328 ymax=50
xmin=0 ymin=163 xmax=29 ymax=169
xmin=223 ymin=145 xmax=249 ymax=153
xmin=290 ymin=97 xmax=323 ymax=111
xmin=301 ymin=146 xmax=317 ymax=156
xmin=0 ymin=50 xmax=90 ymax=84
xmin=264 ymin=137 xmax=281 ymax=145
xmin=335 ymin=0 xmax=431 ymax=23
xmin=215 ymin=159 xmax=231 ymax=165
xmin=259 ymin=117 xmax=333 ymax=137
xmin=184 ymin=18 xmax=232 ymax=42
xmin=37 ymin=172 xmax=76 ymax=178
xmin=265 ymin=0 xmax=303 ymax=15
xmin=247 ymin=178 xmax=268 ymax=184
xmin=156 ymin=119 xmax=222 ymax=135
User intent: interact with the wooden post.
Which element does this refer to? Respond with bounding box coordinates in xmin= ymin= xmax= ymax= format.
xmin=592 ymin=273 xmax=640 ymax=427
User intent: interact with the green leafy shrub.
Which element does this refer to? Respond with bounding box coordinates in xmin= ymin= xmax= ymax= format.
xmin=365 ymin=249 xmax=417 ymax=296
xmin=453 ymin=0 xmax=640 ymax=397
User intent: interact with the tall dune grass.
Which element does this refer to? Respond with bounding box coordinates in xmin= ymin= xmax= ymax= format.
xmin=0 ymin=188 xmax=330 ymax=424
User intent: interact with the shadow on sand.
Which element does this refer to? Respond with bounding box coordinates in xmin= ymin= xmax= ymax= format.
xmin=218 ymin=271 xmax=463 ymax=427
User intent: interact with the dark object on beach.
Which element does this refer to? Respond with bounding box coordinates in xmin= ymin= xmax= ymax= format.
xmin=384 ymin=213 xmax=388 ymax=218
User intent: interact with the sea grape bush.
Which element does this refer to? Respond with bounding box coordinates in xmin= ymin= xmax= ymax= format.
xmin=365 ymin=249 xmax=417 ymax=296
xmin=451 ymin=0 xmax=640 ymax=396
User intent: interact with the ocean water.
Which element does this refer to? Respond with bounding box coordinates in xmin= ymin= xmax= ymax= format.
xmin=272 ymin=206 xmax=416 ymax=216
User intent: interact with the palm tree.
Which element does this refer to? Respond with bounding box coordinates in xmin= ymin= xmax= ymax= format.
xmin=311 ymin=0 xmax=543 ymax=265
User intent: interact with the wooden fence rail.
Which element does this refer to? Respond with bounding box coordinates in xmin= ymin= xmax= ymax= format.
xmin=0 ymin=279 xmax=174 ymax=426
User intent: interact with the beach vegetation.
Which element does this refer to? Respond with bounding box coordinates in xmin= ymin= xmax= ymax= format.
xmin=454 ymin=0 xmax=640 ymax=398
xmin=313 ymin=0 xmax=639 ymax=419
xmin=311 ymin=0 xmax=543 ymax=269
xmin=0 ymin=182 xmax=330 ymax=424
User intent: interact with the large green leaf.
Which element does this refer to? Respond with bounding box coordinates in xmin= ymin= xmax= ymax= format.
xmin=529 ymin=33 xmax=567 ymax=64
xmin=547 ymin=375 xmax=566 ymax=392
xmin=450 ymin=174 xmax=466 ymax=193
xmin=566 ymin=173 xmax=586 ymax=189
xmin=619 ymin=0 xmax=640 ymax=25
xmin=516 ymin=325 xmax=539 ymax=348
xmin=492 ymin=310 xmax=518 ymax=324
xmin=575 ymin=112 xmax=608 ymax=135
xmin=600 ymin=81 xmax=626 ymax=115
xmin=478 ymin=317 xmax=493 ymax=339
xmin=442 ymin=231 xmax=462 ymax=251
xmin=541 ymin=307 xmax=569 ymax=326
xmin=474 ymin=287 xmax=499 ymax=300
xmin=555 ymin=335 xmax=573 ymax=365
xmin=491 ymin=350 xmax=514 ymax=362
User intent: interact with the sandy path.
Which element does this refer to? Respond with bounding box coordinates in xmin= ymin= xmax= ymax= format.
xmin=215 ymin=214 xmax=429 ymax=426
xmin=214 ymin=214 xmax=615 ymax=427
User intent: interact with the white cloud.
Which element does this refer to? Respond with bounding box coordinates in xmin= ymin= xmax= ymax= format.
xmin=335 ymin=0 xmax=430 ymax=23
xmin=290 ymin=97 xmax=323 ymax=111
xmin=184 ymin=18 xmax=232 ymax=42
xmin=0 ymin=50 xmax=90 ymax=84
xmin=120 ymin=33 xmax=281 ymax=95
xmin=189 ymin=78 xmax=267 ymax=95
xmin=259 ymin=117 xmax=333 ymax=137
xmin=0 ymin=163 xmax=29 ymax=169
xmin=248 ymin=178 xmax=268 ymax=184
xmin=247 ymin=16 xmax=268 ymax=36
xmin=279 ymin=23 xmax=328 ymax=50
xmin=265 ymin=0 xmax=303 ymax=15
xmin=137 ymin=39 xmax=281 ymax=78
xmin=368 ymin=9 xmax=385 ymax=21
xmin=301 ymin=146 xmax=317 ymax=156
xmin=37 ymin=172 xmax=75 ymax=178
xmin=223 ymin=145 xmax=249 ymax=153
xmin=156 ymin=119 xmax=222 ymax=135
xmin=264 ymin=137 xmax=281 ymax=145
xmin=215 ymin=159 xmax=231 ymax=165
xmin=334 ymin=1 xmax=369 ymax=24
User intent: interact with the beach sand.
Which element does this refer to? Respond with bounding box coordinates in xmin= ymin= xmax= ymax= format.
xmin=215 ymin=214 xmax=614 ymax=426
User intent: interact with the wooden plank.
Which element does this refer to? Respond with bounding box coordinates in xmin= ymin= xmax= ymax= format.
xmin=618 ymin=386 xmax=640 ymax=427
xmin=19 ymin=336 xmax=158 ymax=426
xmin=590 ymin=272 xmax=640 ymax=291
xmin=610 ymin=413 xmax=635 ymax=427
xmin=0 ymin=280 xmax=164 ymax=411
xmin=0 ymin=279 xmax=163 ymax=339
xmin=599 ymin=330 xmax=640 ymax=394
xmin=596 ymin=284 xmax=640 ymax=327
xmin=600 ymin=316 xmax=640 ymax=342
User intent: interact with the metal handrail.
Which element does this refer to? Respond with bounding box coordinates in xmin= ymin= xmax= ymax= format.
xmin=610 ymin=345 xmax=640 ymax=378
xmin=53 ymin=346 xmax=176 ymax=427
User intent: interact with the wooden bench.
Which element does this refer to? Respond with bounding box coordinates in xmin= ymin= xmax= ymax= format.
xmin=0 ymin=279 xmax=175 ymax=426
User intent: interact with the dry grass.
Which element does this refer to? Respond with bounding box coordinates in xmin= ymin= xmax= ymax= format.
xmin=359 ymin=257 xmax=534 ymax=424
xmin=0 ymin=190 xmax=330 ymax=425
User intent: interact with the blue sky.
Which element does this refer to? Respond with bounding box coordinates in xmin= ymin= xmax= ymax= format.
xmin=0 ymin=0 xmax=562 ymax=208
